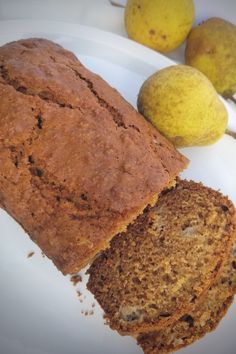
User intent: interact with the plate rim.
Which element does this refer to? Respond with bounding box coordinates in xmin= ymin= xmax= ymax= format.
xmin=1 ymin=19 xmax=235 ymax=133
xmin=0 ymin=19 xmax=236 ymax=354
xmin=0 ymin=19 xmax=175 ymax=67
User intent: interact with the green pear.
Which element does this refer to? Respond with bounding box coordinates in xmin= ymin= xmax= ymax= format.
xmin=138 ymin=65 xmax=228 ymax=147
xmin=185 ymin=17 xmax=236 ymax=100
xmin=125 ymin=0 xmax=195 ymax=53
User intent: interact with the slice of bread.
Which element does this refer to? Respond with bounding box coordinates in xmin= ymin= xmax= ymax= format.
xmin=137 ymin=237 xmax=236 ymax=354
xmin=138 ymin=297 xmax=233 ymax=354
xmin=87 ymin=180 xmax=236 ymax=335
xmin=0 ymin=38 xmax=188 ymax=274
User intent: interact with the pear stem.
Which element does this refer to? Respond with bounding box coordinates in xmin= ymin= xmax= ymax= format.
xmin=228 ymin=96 xmax=236 ymax=105
xmin=222 ymin=93 xmax=236 ymax=140
xmin=222 ymin=92 xmax=236 ymax=105
xmin=109 ymin=0 xmax=125 ymax=8
xmin=226 ymin=129 xmax=236 ymax=140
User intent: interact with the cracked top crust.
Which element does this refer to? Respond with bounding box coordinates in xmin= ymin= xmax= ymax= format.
xmin=0 ymin=38 xmax=188 ymax=274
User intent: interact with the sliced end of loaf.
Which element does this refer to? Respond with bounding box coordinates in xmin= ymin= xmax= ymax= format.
xmin=87 ymin=180 xmax=236 ymax=334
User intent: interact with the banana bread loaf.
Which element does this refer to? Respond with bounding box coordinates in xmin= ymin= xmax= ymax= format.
xmin=0 ymin=38 xmax=188 ymax=274
xmin=87 ymin=180 xmax=236 ymax=335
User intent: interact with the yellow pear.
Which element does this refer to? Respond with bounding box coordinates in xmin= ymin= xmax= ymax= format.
xmin=124 ymin=0 xmax=195 ymax=53
xmin=185 ymin=18 xmax=236 ymax=98
xmin=137 ymin=65 xmax=228 ymax=147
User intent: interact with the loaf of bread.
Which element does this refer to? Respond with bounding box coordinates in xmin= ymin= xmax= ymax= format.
xmin=0 ymin=38 xmax=188 ymax=274
xmin=87 ymin=180 xmax=236 ymax=335
xmin=137 ymin=237 xmax=236 ymax=354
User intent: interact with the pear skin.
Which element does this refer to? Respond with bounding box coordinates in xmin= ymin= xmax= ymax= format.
xmin=125 ymin=0 xmax=195 ymax=53
xmin=185 ymin=18 xmax=236 ymax=97
xmin=138 ymin=65 xmax=228 ymax=147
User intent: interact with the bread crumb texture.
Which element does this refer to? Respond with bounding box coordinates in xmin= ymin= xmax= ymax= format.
xmin=87 ymin=180 xmax=236 ymax=335
xmin=138 ymin=235 xmax=236 ymax=354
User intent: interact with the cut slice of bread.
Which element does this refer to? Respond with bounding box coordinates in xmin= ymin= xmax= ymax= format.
xmin=87 ymin=180 xmax=236 ymax=335
xmin=137 ymin=237 xmax=236 ymax=354
xmin=138 ymin=296 xmax=233 ymax=354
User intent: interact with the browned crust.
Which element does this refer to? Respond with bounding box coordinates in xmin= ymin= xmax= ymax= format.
xmin=0 ymin=38 xmax=188 ymax=274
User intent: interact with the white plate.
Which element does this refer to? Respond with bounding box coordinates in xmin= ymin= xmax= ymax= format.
xmin=0 ymin=20 xmax=236 ymax=354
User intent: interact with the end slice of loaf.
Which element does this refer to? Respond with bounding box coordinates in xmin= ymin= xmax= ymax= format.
xmin=0 ymin=38 xmax=188 ymax=274
xmin=87 ymin=180 xmax=236 ymax=335
xmin=137 ymin=236 xmax=236 ymax=354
